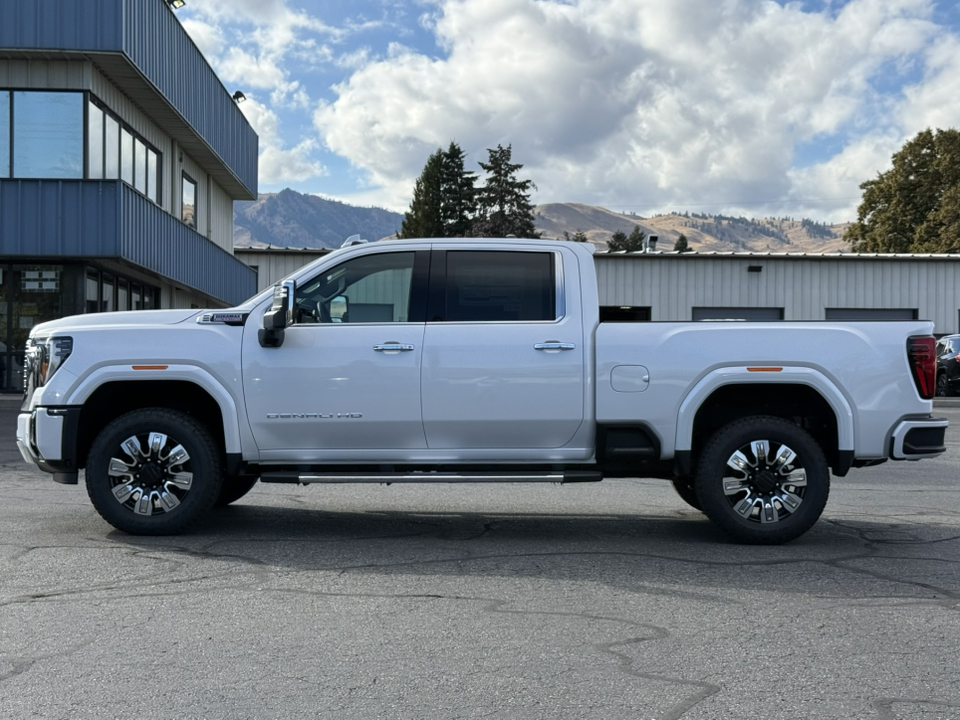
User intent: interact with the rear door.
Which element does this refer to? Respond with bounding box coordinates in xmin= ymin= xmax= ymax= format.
xmin=420 ymin=246 xmax=585 ymax=450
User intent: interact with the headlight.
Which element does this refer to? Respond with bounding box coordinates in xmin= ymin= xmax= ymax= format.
xmin=26 ymin=336 xmax=73 ymax=389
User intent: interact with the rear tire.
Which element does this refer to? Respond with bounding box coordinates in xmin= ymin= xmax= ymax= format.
xmin=937 ymin=373 xmax=952 ymax=397
xmin=694 ymin=416 xmax=829 ymax=544
xmin=86 ymin=409 xmax=223 ymax=535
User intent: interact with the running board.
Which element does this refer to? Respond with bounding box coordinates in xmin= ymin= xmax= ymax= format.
xmin=259 ymin=470 xmax=602 ymax=485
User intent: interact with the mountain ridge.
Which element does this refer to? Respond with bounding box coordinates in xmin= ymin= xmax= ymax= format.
xmin=233 ymin=189 xmax=851 ymax=253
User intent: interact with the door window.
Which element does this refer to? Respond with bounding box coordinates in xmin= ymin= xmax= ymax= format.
xmin=295 ymin=252 xmax=419 ymax=324
xmin=440 ymin=251 xmax=556 ymax=322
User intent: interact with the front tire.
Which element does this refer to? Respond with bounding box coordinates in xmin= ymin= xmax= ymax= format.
xmin=215 ymin=474 xmax=259 ymax=507
xmin=694 ymin=416 xmax=829 ymax=544
xmin=86 ymin=409 xmax=223 ymax=535
xmin=671 ymin=478 xmax=702 ymax=511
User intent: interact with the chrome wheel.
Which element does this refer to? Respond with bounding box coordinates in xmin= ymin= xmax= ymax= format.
xmin=108 ymin=432 xmax=193 ymax=516
xmin=86 ymin=408 xmax=222 ymax=535
xmin=695 ymin=416 xmax=829 ymax=544
xmin=721 ymin=440 xmax=807 ymax=524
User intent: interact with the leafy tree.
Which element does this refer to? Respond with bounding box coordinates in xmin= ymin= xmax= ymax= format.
xmin=608 ymin=225 xmax=646 ymax=252
xmin=674 ymin=233 xmax=690 ymax=253
xmin=472 ymin=144 xmax=540 ymax=238
xmin=845 ymin=128 xmax=960 ymax=252
xmin=563 ymin=230 xmax=589 ymax=243
xmin=398 ymin=149 xmax=444 ymax=239
xmin=439 ymin=142 xmax=477 ymax=237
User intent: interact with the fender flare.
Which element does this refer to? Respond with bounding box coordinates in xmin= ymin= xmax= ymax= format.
xmin=674 ymin=366 xmax=855 ymax=454
xmin=65 ymin=364 xmax=243 ymax=454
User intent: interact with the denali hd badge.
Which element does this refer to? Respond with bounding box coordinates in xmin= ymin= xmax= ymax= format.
xmin=266 ymin=413 xmax=362 ymax=419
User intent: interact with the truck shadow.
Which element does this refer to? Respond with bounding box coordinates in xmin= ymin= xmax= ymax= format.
xmin=110 ymin=500 xmax=960 ymax=603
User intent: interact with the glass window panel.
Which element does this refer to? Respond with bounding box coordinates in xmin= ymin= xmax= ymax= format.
xmin=142 ymin=287 xmax=157 ymax=310
xmin=443 ymin=251 xmax=556 ymax=322
xmin=87 ymin=101 xmax=103 ymax=179
xmin=85 ymin=270 xmax=99 ymax=313
xmin=146 ymin=149 xmax=158 ymax=203
xmin=101 ymin=274 xmax=115 ymax=313
xmin=181 ymin=174 xmax=196 ymax=228
xmin=132 ymin=285 xmax=142 ymax=311
xmin=13 ymin=265 xmax=63 ymax=356
xmin=296 ymin=252 xmax=415 ymax=324
xmin=120 ymin=128 xmax=133 ymax=185
xmin=13 ymin=92 xmax=84 ymax=179
xmin=134 ymin=139 xmax=146 ymax=193
xmin=0 ymin=265 xmax=8 ymax=391
xmin=117 ymin=279 xmax=129 ymax=311
xmin=0 ymin=92 xmax=9 ymax=178
xmin=104 ymin=115 xmax=119 ymax=179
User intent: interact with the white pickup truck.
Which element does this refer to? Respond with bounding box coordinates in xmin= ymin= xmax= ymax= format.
xmin=16 ymin=238 xmax=947 ymax=543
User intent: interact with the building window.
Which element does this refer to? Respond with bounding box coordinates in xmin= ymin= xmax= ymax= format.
xmin=182 ymin=173 xmax=197 ymax=228
xmin=85 ymin=97 xmax=160 ymax=203
xmin=104 ymin=114 xmax=120 ymax=179
xmin=1 ymin=92 xmax=9 ymax=178
xmin=825 ymin=308 xmax=918 ymax=321
xmin=12 ymin=92 xmax=83 ymax=179
xmin=692 ymin=307 xmax=784 ymax=321
xmin=85 ymin=268 xmax=158 ymax=314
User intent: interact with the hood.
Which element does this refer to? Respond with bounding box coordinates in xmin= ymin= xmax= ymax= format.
xmin=31 ymin=309 xmax=204 ymax=336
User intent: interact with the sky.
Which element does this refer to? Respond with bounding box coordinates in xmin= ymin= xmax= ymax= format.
xmin=176 ymin=0 xmax=960 ymax=223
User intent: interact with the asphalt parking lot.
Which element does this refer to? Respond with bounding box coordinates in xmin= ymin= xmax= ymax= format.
xmin=2 ymin=399 xmax=959 ymax=720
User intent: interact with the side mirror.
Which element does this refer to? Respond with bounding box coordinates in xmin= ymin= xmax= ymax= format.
xmin=258 ymin=280 xmax=295 ymax=348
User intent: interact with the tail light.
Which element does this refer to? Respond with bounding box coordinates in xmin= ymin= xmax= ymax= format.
xmin=907 ymin=336 xmax=936 ymax=399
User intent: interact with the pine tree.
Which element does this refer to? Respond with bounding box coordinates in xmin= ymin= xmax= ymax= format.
xmin=472 ymin=144 xmax=539 ymax=238
xmin=398 ymin=149 xmax=444 ymax=239
xmin=440 ymin=142 xmax=477 ymax=237
xmin=674 ymin=233 xmax=690 ymax=253
xmin=608 ymin=225 xmax=646 ymax=252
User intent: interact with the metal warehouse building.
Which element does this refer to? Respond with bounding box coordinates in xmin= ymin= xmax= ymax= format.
xmin=238 ymin=246 xmax=960 ymax=336
xmin=596 ymin=252 xmax=960 ymax=333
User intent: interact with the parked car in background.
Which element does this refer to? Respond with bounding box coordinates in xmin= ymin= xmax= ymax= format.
xmin=937 ymin=334 xmax=960 ymax=396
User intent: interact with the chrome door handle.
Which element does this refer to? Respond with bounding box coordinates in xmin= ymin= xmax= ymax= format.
xmin=534 ymin=342 xmax=576 ymax=351
xmin=373 ymin=343 xmax=415 ymax=352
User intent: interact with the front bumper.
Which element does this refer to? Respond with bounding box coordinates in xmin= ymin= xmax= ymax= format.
xmin=16 ymin=407 xmax=82 ymax=483
xmin=890 ymin=417 xmax=948 ymax=460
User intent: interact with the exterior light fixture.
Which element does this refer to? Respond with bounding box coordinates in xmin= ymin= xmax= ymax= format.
xmin=232 ymin=91 xmax=246 ymax=103
xmin=166 ymin=0 xmax=186 ymax=9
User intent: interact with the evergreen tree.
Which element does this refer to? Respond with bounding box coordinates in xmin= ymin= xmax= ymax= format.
xmin=439 ymin=142 xmax=477 ymax=237
xmin=608 ymin=225 xmax=646 ymax=252
xmin=472 ymin=144 xmax=540 ymax=238
xmin=398 ymin=149 xmax=444 ymax=239
xmin=607 ymin=230 xmax=627 ymax=250
xmin=845 ymin=127 xmax=960 ymax=252
xmin=674 ymin=233 xmax=690 ymax=253
xmin=562 ymin=230 xmax=588 ymax=243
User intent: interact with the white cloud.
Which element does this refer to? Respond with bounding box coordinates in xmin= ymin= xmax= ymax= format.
xmin=240 ymin=100 xmax=327 ymax=184
xmin=314 ymin=0 xmax=953 ymax=219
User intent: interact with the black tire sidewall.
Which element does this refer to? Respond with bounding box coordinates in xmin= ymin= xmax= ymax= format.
xmin=215 ymin=474 xmax=259 ymax=507
xmin=86 ymin=409 xmax=223 ymax=535
xmin=695 ymin=416 xmax=830 ymax=544
xmin=671 ymin=478 xmax=703 ymax=511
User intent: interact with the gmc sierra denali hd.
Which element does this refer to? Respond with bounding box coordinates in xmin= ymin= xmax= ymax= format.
xmin=16 ymin=238 xmax=948 ymax=543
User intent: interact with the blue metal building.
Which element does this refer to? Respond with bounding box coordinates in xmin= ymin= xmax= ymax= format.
xmin=0 ymin=0 xmax=258 ymax=391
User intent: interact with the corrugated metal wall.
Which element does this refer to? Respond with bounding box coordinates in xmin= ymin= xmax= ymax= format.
xmin=237 ymin=250 xmax=330 ymax=292
xmin=0 ymin=179 xmax=256 ymax=305
xmin=0 ymin=0 xmax=257 ymax=197
xmin=595 ymin=254 xmax=960 ymax=333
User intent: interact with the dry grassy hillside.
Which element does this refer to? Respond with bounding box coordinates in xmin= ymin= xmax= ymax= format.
xmin=535 ymin=203 xmax=851 ymax=253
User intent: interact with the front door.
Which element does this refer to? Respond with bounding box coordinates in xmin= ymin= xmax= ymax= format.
xmin=243 ymin=249 xmax=429 ymax=460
